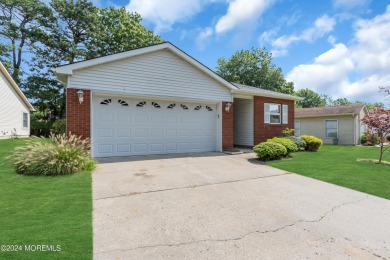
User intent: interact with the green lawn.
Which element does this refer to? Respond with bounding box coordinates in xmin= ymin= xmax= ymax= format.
xmin=267 ymin=145 xmax=390 ymax=200
xmin=0 ymin=138 xmax=92 ymax=260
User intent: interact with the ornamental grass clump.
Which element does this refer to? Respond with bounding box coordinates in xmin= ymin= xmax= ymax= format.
xmin=12 ymin=134 xmax=96 ymax=176
xmin=253 ymin=142 xmax=287 ymax=161
xmin=267 ymin=137 xmax=298 ymax=155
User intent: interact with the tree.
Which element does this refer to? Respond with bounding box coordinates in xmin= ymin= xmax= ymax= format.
xmin=86 ymin=7 xmax=163 ymax=58
xmin=380 ymin=86 xmax=390 ymax=102
xmin=24 ymin=0 xmax=163 ymax=119
xmin=295 ymin=88 xmax=326 ymax=108
xmin=332 ymin=98 xmax=351 ymax=106
xmin=216 ymin=47 xmax=294 ymax=94
xmin=361 ymin=108 xmax=390 ymax=163
xmin=0 ymin=0 xmax=52 ymax=83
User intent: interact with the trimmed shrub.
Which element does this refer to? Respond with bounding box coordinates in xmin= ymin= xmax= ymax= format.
xmin=51 ymin=119 xmax=66 ymax=134
xmin=299 ymin=135 xmax=322 ymax=151
xmin=12 ymin=134 xmax=96 ymax=176
xmin=267 ymin=137 xmax=298 ymax=155
xmin=285 ymin=136 xmax=306 ymax=150
xmin=387 ymin=135 xmax=390 ymax=142
xmin=253 ymin=142 xmax=287 ymax=161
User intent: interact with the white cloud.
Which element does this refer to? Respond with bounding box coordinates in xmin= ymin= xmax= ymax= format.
xmin=196 ymin=27 xmax=213 ymax=50
xmin=287 ymin=5 xmax=390 ymax=102
xmin=126 ymin=0 xmax=209 ymax=32
xmin=271 ymin=15 xmax=336 ymax=50
xmin=215 ymin=0 xmax=274 ymax=34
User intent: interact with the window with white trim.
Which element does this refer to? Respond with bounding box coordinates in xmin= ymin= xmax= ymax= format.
xmin=264 ymin=103 xmax=281 ymax=124
xmin=23 ymin=112 xmax=28 ymax=128
xmin=325 ymin=120 xmax=338 ymax=138
xmin=294 ymin=120 xmax=300 ymax=136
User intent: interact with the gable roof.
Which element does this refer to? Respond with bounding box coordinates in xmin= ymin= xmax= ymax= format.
xmin=53 ymin=42 xmax=303 ymax=102
xmin=52 ymin=42 xmax=238 ymax=91
xmin=295 ymin=103 xmax=366 ymax=118
xmin=0 ymin=62 xmax=35 ymax=111
xmin=233 ymin=83 xmax=303 ymax=101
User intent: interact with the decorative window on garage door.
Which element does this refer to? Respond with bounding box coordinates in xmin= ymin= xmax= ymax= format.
xmin=206 ymin=106 xmax=213 ymax=111
xmin=136 ymin=101 xmax=146 ymax=107
xmin=181 ymin=104 xmax=188 ymax=110
xmin=152 ymin=102 xmax=161 ymax=108
xmin=194 ymin=105 xmax=202 ymax=110
xmin=118 ymin=100 xmax=129 ymax=106
xmin=167 ymin=103 xmax=176 ymax=109
xmin=100 ymin=99 xmax=112 ymax=105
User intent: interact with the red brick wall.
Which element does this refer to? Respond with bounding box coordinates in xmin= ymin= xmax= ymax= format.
xmin=222 ymin=101 xmax=234 ymax=150
xmin=66 ymin=88 xmax=91 ymax=139
xmin=253 ymin=96 xmax=294 ymax=144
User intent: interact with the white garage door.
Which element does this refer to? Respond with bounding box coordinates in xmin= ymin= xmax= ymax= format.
xmin=92 ymin=96 xmax=217 ymax=157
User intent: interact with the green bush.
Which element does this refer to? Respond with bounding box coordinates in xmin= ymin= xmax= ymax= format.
xmin=387 ymin=135 xmax=390 ymax=142
xmin=267 ymin=137 xmax=298 ymax=155
xmin=253 ymin=142 xmax=287 ymax=161
xmin=299 ymin=135 xmax=322 ymax=151
xmin=30 ymin=112 xmax=53 ymax=137
xmin=51 ymin=119 xmax=66 ymax=134
xmin=12 ymin=134 xmax=96 ymax=176
xmin=285 ymin=136 xmax=306 ymax=150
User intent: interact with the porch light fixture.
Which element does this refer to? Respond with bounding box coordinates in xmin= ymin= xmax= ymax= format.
xmin=77 ymin=90 xmax=84 ymax=104
xmin=225 ymin=102 xmax=232 ymax=113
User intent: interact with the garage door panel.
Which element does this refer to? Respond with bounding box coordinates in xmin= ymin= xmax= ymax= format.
xmin=93 ymin=96 xmax=217 ymax=157
xmin=117 ymin=128 xmax=131 ymax=137
xmin=117 ymin=144 xmax=131 ymax=153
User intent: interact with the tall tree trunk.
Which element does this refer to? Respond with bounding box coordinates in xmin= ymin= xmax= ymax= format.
xmin=379 ymin=143 xmax=383 ymax=163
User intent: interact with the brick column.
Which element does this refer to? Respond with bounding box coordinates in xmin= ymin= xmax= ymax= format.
xmin=253 ymin=96 xmax=294 ymax=145
xmin=66 ymin=88 xmax=91 ymax=139
xmin=222 ymin=101 xmax=234 ymax=150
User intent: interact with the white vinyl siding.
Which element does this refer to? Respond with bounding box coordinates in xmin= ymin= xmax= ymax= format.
xmin=0 ymin=71 xmax=30 ymax=138
xmin=282 ymin=105 xmax=288 ymax=124
xmin=325 ymin=120 xmax=338 ymax=138
xmin=233 ymin=98 xmax=254 ymax=146
xmin=68 ymin=49 xmax=232 ymax=102
xmin=297 ymin=116 xmax=357 ymax=145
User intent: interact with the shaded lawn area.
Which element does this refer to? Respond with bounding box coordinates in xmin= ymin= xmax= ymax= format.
xmin=267 ymin=145 xmax=390 ymax=200
xmin=0 ymin=138 xmax=92 ymax=260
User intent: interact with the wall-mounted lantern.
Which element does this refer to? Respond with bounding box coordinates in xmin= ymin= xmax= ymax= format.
xmin=77 ymin=90 xmax=84 ymax=104
xmin=225 ymin=102 xmax=232 ymax=113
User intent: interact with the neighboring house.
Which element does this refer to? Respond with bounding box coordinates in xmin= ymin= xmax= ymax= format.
xmin=0 ymin=62 xmax=35 ymax=139
xmin=295 ymin=104 xmax=368 ymax=145
xmin=53 ymin=42 xmax=301 ymax=157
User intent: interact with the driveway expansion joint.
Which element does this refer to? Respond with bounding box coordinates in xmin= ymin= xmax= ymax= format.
xmin=94 ymin=172 xmax=289 ymax=201
xmin=96 ymin=196 xmax=369 ymax=255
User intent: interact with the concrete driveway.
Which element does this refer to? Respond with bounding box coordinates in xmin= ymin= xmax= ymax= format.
xmin=93 ymin=152 xmax=390 ymax=259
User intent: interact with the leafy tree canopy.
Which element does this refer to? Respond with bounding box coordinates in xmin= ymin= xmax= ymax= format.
xmin=0 ymin=0 xmax=163 ymax=119
xmin=216 ymin=47 xmax=294 ymax=94
xmin=295 ymin=88 xmax=326 ymax=108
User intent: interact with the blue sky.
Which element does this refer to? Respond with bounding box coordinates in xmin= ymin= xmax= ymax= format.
xmin=82 ymin=0 xmax=390 ymax=103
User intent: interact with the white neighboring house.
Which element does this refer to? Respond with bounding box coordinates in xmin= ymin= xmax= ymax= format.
xmin=0 ymin=62 xmax=35 ymax=139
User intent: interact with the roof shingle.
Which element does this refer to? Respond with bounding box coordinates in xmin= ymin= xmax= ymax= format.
xmin=295 ymin=103 xmax=365 ymax=118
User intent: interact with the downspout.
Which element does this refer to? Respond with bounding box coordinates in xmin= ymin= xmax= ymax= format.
xmin=353 ymin=114 xmax=357 ymax=145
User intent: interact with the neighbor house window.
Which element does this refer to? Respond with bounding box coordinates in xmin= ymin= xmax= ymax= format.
xmin=294 ymin=120 xmax=301 ymax=136
xmin=264 ymin=103 xmax=281 ymax=124
xmin=325 ymin=120 xmax=338 ymax=138
xmin=23 ymin=112 xmax=28 ymax=128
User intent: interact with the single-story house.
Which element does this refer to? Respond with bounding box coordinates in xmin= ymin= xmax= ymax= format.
xmin=0 ymin=62 xmax=35 ymax=139
xmin=53 ymin=42 xmax=301 ymax=157
xmin=295 ymin=104 xmax=368 ymax=145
